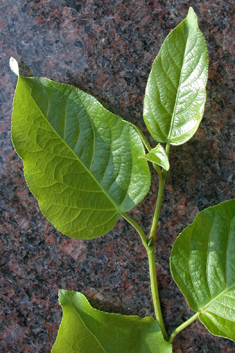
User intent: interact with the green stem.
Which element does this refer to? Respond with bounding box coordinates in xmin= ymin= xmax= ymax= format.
xmin=121 ymin=213 xmax=149 ymax=252
xmin=127 ymin=122 xmax=152 ymax=152
xmin=165 ymin=142 xmax=170 ymax=157
xmin=122 ymin=213 xmax=168 ymax=339
xmin=152 ymin=163 xmax=162 ymax=177
xmin=123 ymin=142 xmax=170 ymax=341
xmin=145 ymin=149 xmax=169 ymax=337
xmin=169 ymin=312 xmax=200 ymax=343
xmin=148 ymin=173 xmax=166 ymax=246
xmin=147 ymin=246 xmax=169 ymax=340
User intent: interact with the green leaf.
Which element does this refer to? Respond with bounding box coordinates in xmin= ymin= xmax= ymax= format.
xmin=139 ymin=144 xmax=170 ymax=171
xmin=52 ymin=290 xmax=172 ymax=353
xmin=143 ymin=7 xmax=208 ymax=145
xmin=170 ymin=199 xmax=235 ymax=341
xmin=11 ymin=63 xmax=150 ymax=239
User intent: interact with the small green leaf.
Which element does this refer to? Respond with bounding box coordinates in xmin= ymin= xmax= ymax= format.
xmin=139 ymin=144 xmax=170 ymax=171
xmin=144 ymin=7 xmax=208 ymax=145
xmin=170 ymin=199 xmax=235 ymax=341
xmin=11 ymin=69 xmax=151 ymax=240
xmin=52 ymin=290 xmax=172 ymax=353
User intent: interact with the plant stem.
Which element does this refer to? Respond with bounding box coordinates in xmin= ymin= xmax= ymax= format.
xmin=152 ymin=163 xmax=162 ymax=176
xmin=121 ymin=213 xmax=149 ymax=252
xmin=123 ymin=146 xmax=170 ymax=340
xmin=169 ymin=312 xmax=200 ymax=343
xmin=147 ymin=245 xmax=169 ymax=340
xmin=165 ymin=142 xmax=170 ymax=157
xmin=148 ymin=172 xmax=166 ymax=246
xmin=122 ymin=212 xmax=168 ymax=339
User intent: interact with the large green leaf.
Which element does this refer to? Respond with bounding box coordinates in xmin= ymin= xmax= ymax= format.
xmin=52 ymin=290 xmax=172 ymax=353
xmin=143 ymin=7 xmax=208 ymax=145
xmin=170 ymin=199 xmax=235 ymax=341
xmin=11 ymin=60 xmax=150 ymax=239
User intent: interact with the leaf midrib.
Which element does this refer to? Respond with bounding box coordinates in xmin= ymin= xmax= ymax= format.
xmin=167 ymin=24 xmax=189 ymax=143
xmin=21 ymin=77 xmax=122 ymax=214
xmin=202 ymin=211 xmax=235 ymax=313
xmin=65 ymin=293 xmax=108 ymax=353
xmin=199 ymin=283 xmax=235 ymax=314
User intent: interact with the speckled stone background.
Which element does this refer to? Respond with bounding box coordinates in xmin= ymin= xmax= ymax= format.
xmin=1 ymin=0 xmax=235 ymax=352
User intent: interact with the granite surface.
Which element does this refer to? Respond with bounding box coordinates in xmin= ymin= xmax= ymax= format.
xmin=1 ymin=0 xmax=235 ymax=352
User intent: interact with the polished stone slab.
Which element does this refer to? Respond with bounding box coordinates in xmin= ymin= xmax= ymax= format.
xmin=1 ymin=1 xmax=234 ymax=352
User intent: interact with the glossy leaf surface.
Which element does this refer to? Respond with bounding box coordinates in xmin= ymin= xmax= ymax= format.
xmin=11 ymin=68 xmax=150 ymax=239
xmin=52 ymin=290 xmax=172 ymax=353
xmin=139 ymin=144 xmax=169 ymax=170
xmin=143 ymin=7 xmax=208 ymax=145
xmin=170 ymin=199 xmax=235 ymax=341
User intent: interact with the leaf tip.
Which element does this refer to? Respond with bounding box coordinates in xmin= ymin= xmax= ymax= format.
xmin=187 ymin=7 xmax=198 ymax=23
xmin=9 ymin=57 xmax=19 ymax=76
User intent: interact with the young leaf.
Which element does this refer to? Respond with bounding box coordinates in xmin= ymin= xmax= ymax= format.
xmin=170 ymin=199 xmax=235 ymax=341
xmin=143 ymin=7 xmax=208 ymax=145
xmin=11 ymin=62 xmax=150 ymax=239
xmin=139 ymin=144 xmax=170 ymax=171
xmin=52 ymin=290 xmax=172 ymax=353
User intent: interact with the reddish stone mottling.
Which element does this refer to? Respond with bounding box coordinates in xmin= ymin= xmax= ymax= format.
xmin=1 ymin=0 xmax=234 ymax=352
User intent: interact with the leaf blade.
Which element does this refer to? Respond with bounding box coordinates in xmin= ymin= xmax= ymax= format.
xmin=11 ymin=74 xmax=151 ymax=239
xmin=52 ymin=290 xmax=172 ymax=353
xmin=143 ymin=7 xmax=208 ymax=145
xmin=139 ymin=144 xmax=170 ymax=170
xmin=170 ymin=199 xmax=235 ymax=341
